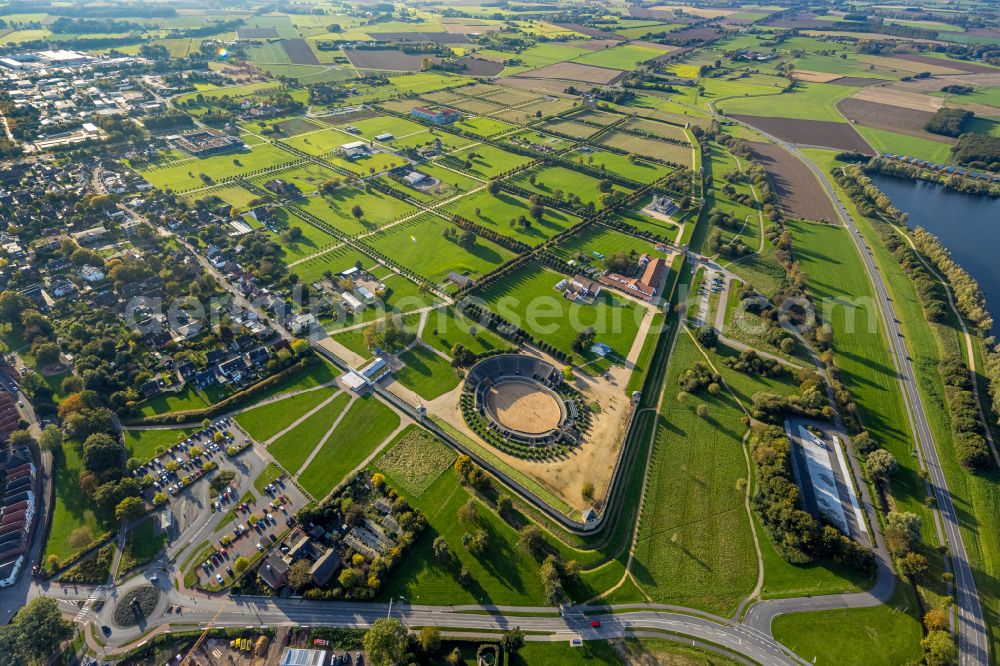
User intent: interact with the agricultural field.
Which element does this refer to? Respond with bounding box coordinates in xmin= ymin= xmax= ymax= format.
xmin=447 ymin=144 xmax=535 ymax=178
xmin=598 ymin=131 xmax=692 ymax=167
xmin=566 ymin=148 xmax=672 ymax=184
xmin=510 ymin=165 xmax=633 ymax=207
xmin=137 ymin=144 xmax=298 ymax=192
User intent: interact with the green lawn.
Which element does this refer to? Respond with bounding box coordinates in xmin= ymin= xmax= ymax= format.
xmin=631 ymin=332 xmax=766 ymax=614
xmin=511 ymin=165 xmax=632 ymax=207
xmin=268 ymin=392 xmax=351 ymax=473
xmin=123 ymin=427 xmax=196 ymax=463
xmin=45 ymin=441 xmax=114 ymax=564
xmin=298 ymin=395 xmax=401 ymax=499
xmin=242 ymin=358 xmax=338 ymax=407
xmin=118 ymin=518 xmax=166 ymax=576
xmin=477 ymin=261 xmax=645 ymax=359
xmin=359 ymin=213 xmax=516 ymax=283
xmin=422 ymin=306 xmax=507 ymax=356
xmin=392 ymin=344 xmax=461 ymax=400
xmin=566 ymin=149 xmax=671 ymax=184
xmin=254 ymin=463 xmax=285 ymax=492
xmin=448 ymin=144 xmax=534 ymax=178
xmin=235 ymin=386 xmax=339 ymax=442
xmin=138 ymin=144 xmax=298 ymax=192
xmin=138 ymin=386 xmax=210 ymax=417
xmin=444 ymin=189 xmax=580 ymax=246
xmin=772 ymin=586 xmax=923 ymax=665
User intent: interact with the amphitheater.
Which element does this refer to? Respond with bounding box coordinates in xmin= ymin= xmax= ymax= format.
xmin=464 ymin=354 xmax=580 ymax=447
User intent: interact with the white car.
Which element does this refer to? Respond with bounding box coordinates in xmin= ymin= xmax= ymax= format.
xmin=215 ymin=573 xmax=224 ymax=584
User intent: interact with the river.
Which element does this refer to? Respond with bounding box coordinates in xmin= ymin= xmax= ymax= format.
xmin=869 ymin=173 xmax=1000 ymax=329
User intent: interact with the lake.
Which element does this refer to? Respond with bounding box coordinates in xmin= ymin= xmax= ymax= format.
xmin=870 ymin=173 xmax=1000 ymax=329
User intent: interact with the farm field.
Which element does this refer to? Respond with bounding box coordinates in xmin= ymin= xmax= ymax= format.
xmin=745 ymin=142 xmax=838 ymax=222
xmin=298 ymin=395 xmax=401 ymax=499
xmin=731 ymin=115 xmax=873 ymax=154
xmin=597 ymin=131 xmax=692 ymax=167
xmin=293 ymin=186 xmax=418 ymax=235
xmin=718 ymin=82 xmax=856 ymax=122
xmin=571 ymin=44 xmax=667 ymax=70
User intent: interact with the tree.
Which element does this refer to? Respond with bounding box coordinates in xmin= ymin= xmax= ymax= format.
xmin=363 ymin=618 xmax=409 ymax=666
xmin=581 ymin=482 xmax=595 ymax=503
xmin=865 ymin=448 xmax=897 ymax=480
xmin=339 ymin=568 xmax=363 ymax=589
xmin=234 ymin=556 xmax=250 ymax=573
xmin=288 ymin=559 xmax=312 ymax=591
xmin=922 ymin=630 xmax=957 ymax=666
xmin=12 ymin=597 xmax=72 ymax=660
xmin=500 ymin=626 xmax=526 ymax=654
xmin=0 ymin=291 xmax=29 ymax=323
xmin=351 ymin=204 xmax=364 ymax=220
xmin=115 ymin=496 xmax=145 ymax=521
xmin=496 ymin=493 xmax=513 ymax=518
xmin=7 ymin=430 xmax=34 ymax=449
xmin=432 ymin=536 xmax=450 ymax=563
xmin=68 ymin=527 xmax=93 ymax=549
xmin=417 ymin=626 xmax=441 ymax=653
xmin=488 ymin=181 xmax=501 ymax=196
xmin=464 ymin=529 xmax=489 ymax=555
xmin=458 ymin=498 xmax=477 ymax=524
xmin=885 ymin=511 xmax=921 ymax=555
xmin=898 ymin=551 xmax=928 ymax=580
xmin=518 ymin=525 xmax=543 ymax=556
xmin=924 ymin=608 xmax=949 ymax=632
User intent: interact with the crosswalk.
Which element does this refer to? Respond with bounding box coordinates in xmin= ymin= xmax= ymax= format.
xmin=74 ymin=585 xmax=111 ymax=623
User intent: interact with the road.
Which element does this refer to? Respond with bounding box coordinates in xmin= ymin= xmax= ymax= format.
xmin=739 ymin=126 xmax=988 ymax=664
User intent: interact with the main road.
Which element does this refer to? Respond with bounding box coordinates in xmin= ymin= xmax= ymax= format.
xmin=730 ymin=122 xmax=988 ymax=664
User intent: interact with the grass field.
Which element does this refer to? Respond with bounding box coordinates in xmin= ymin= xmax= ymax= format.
xmin=298 ymin=395 xmax=401 ymax=499
xmin=853 ymin=126 xmax=953 ymax=163
xmin=268 ymin=392 xmax=351 ymax=473
xmin=235 ymin=386 xmax=338 ymax=442
xmin=452 ymin=116 xmax=516 ymax=138
xmin=717 ymin=82 xmax=856 ymax=122
xmin=254 ymin=463 xmax=285 ymax=493
xmin=45 ymin=441 xmax=113 ymax=564
xmin=392 ymin=344 xmax=461 ymax=400
xmin=572 ymin=44 xmax=667 ymax=70
xmin=359 ymin=213 xmax=516 ymax=283
xmin=448 ymin=144 xmax=535 ymax=178
xmin=139 ymin=144 xmax=297 ymax=192
xmin=477 ymin=261 xmax=644 ymax=359
xmin=445 ymin=189 xmax=579 ymax=247
xmin=631 ymin=332 xmax=757 ymax=613
xmin=548 ymin=224 xmax=661 ymax=266
xmin=422 ymin=306 xmax=507 ymax=356
xmin=772 ymin=586 xmax=923 ymax=665
xmin=118 ymin=518 xmax=166 ymax=576
xmin=511 ymin=165 xmax=632 ymax=207
xmin=293 ymin=186 xmax=418 ymax=235
xmin=566 ymin=149 xmax=671 ymax=184
xmin=138 ymin=386 xmax=210 ymax=417
xmin=124 ymin=427 xmax=196 ymax=463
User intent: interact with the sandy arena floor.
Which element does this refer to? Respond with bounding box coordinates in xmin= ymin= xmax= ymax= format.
xmin=487 ymin=379 xmax=563 ymax=435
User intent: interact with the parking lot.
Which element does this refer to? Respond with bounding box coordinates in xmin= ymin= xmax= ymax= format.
xmin=187 ymin=464 xmax=308 ymax=591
